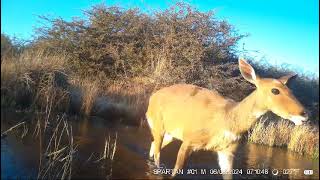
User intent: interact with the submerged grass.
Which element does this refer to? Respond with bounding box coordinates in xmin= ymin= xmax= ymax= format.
xmin=35 ymin=114 xmax=76 ymax=180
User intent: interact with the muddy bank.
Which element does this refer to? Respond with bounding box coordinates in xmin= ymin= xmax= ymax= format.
xmin=68 ymin=86 xmax=143 ymax=125
xmin=3 ymin=73 xmax=145 ymax=126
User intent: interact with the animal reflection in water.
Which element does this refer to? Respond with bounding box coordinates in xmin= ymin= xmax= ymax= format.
xmin=146 ymin=58 xmax=308 ymax=179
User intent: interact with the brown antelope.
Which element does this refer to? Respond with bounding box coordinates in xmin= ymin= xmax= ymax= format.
xmin=146 ymin=58 xmax=308 ymax=179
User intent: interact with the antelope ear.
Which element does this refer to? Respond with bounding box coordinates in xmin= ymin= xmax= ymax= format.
xmin=239 ymin=58 xmax=258 ymax=85
xmin=278 ymin=73 xmax=297 ymax=84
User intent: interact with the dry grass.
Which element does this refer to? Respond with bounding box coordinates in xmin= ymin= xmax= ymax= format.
xmin=289 ymin=125 xmax=319 ymax=158
xmin=1 ymin=49 xmax=67 ymax=80
xmin=102 ymin=77 xmax=155 ymax=125
xmin=94 ymin=132 xmax=118 ymax=178
xmin=1 ymin=121 xmax=27 ymax=138
xmin=36 ymin=114 xmax=76 ymax=180
xmin=249 ymin=118 xmax=319 ymax=158
xmin=1 ymin=50 xmax=70 ymax=111
xmin=1 ymin=49 xmax=153 ymax=125
xmin=74 ymin=78 xmax=101 ymax=116
xmin=66 ymin=73 xmax=154 ymax=125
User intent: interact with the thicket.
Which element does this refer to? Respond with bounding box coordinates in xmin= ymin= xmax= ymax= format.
xmin=34 ymin=3 xmax=243 ymax=81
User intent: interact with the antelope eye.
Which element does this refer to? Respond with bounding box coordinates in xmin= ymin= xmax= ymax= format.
xmin=271 ymin=88 xmax=280 ymax=95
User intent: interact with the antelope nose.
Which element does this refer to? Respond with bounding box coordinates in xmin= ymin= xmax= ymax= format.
xmin=300 ymin=111 xmax=309 ymax=119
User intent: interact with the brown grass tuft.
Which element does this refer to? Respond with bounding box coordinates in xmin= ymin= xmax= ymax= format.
xmin=289 ymin=125 xmax=319 ymax=158
xmin=249 ymin=118 xmax=319 ymax=158
xmin=77 ymin=78 xmax=101 ymax=116
xmin=1 ymin=50 xmax=70 ymax=111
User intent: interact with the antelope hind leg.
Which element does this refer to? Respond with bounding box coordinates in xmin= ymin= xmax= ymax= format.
xmin=172 ymin=142 xmax=192 ymax=177
xmin=149 ymin=133 xmax=173 ymax=159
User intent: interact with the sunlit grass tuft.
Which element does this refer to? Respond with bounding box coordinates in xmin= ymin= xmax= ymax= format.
xmin=249 ymin=118 xmax=319 ymax=158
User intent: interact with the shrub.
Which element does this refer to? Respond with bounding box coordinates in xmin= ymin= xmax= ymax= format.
xmin=35 ymin=3 xmax=244 ymax=80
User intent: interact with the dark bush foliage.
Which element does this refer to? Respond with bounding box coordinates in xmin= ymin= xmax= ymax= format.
xmin=1 ymin=34 xmax=29 ymax=60
xmin=1 ymin=34 xmax=18 ymax=59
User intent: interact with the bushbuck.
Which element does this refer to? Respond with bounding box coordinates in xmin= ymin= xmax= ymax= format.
xmin=146 ymin=58 xmax=308 ymax=179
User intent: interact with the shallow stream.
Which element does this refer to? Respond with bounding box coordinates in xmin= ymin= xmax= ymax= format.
xmin=1 ymin=110 xmax=318 ymax=179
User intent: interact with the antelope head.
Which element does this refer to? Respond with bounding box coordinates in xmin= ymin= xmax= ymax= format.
xmin=239 ymin=58 xmax=309 ymax=125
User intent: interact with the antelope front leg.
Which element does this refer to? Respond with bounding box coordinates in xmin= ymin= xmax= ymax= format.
xmin=172 ymin=142 xmax=192 ymax=177
xmin=217 ymin=151 xmax=233 ymax=179
xmin=217 ymin=143 xmax=238 ymax=180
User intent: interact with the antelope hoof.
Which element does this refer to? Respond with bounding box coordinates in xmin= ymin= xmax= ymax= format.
xmin=154 ymin=153 xmax=160 ymax=167
xmin=171 ymin=169 xmax=178 ymax=178
xmin=149 ymin=142 xmax=155 ymax=158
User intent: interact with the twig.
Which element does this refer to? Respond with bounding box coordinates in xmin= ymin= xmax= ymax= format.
xmin=85 ymin=153 xmax=95 ymax=163
xmin=21 ymin=123 xmax=28 ymax=138
xmin=1 ymin=121 xmax=26 ymax=138
xmin=46 ymin=146 xmax=67 ymax=157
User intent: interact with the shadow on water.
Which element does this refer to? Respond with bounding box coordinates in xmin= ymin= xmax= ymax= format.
xmin=1 ymin=110 xmax=319 ymax=179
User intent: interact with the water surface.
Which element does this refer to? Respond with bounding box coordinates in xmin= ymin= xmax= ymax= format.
xmin=1 ymin=110 xmax=319 ymax=179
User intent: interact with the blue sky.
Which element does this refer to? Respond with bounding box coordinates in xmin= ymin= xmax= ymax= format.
xmin=1 ymin=0 xmax=319 ymax=76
